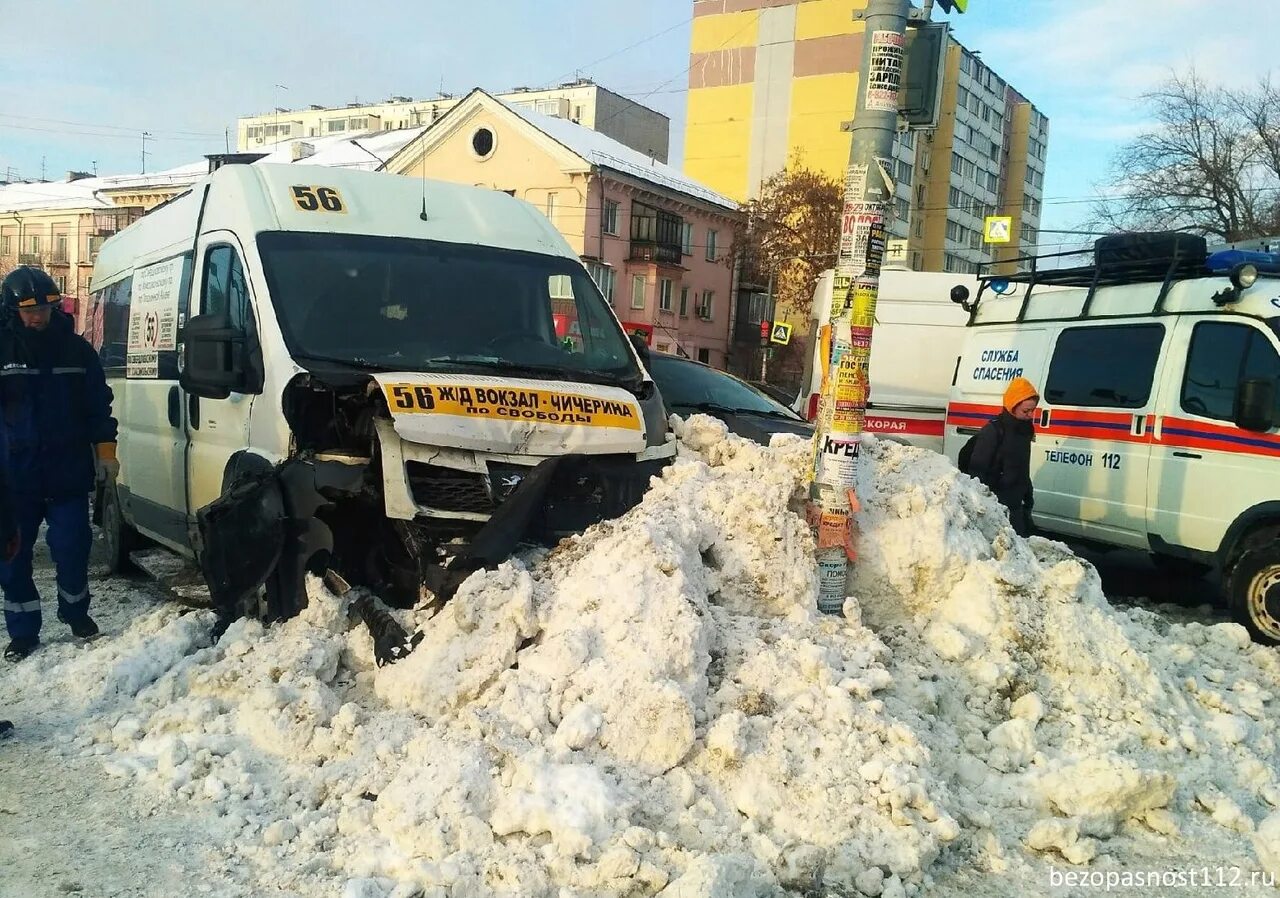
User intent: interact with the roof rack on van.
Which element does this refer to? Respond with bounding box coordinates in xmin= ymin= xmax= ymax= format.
xmin=973 ymin=231 xmax=1210 ymax=323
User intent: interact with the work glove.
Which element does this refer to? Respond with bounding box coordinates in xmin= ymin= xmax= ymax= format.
xmin=95 ymin=442 xmax=120 ymax=486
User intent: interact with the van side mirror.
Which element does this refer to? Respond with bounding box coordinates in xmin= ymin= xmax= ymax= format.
xmin=630 ymin=332 xmax=651 ymax=368
xmin=179 ymin=313 xmax=245 ymax=400
xmin=1235 ymin=378 xmax=1276 ymax=433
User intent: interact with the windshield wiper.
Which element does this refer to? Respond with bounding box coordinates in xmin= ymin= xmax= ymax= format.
xmin=679 ymin=402 xmax=801 ymax=421
xmin=293 ymin=353 xmax=395 ymax=372
xmin=677 ymin=401 xmax=743 ymax=417
xmin=744 ymin=408 xmax=804 ymax=422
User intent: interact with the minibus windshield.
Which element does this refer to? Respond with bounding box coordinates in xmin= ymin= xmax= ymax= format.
xmin=257 ymin=232 xmax=642 ymax=389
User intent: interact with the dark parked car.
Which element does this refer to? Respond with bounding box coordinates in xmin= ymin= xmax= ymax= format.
xmin=749 ymin=380 xmax=800 ymax=408
xmin=646 ymin=352 xmax=813 ymax=444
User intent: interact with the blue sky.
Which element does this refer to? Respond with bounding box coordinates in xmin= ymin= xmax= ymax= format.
xmin=2 ymin=0 xmax=1274 ymax=247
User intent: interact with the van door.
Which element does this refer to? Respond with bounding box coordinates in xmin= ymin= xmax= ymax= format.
xmin=117 ymin=255 xmax=193 ymax=549
xmin=1037 ymin=322 xmax=1167 ymax=546
xmin=185 ymin=236 xmax=264 ymax=516
xmin=1149 ymin=318 xmax=1280 ymax=554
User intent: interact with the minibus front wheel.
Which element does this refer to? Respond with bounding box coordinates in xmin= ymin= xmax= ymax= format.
xmin=100 ymin=482 xmax=141 ymax=575
xmin=1229 ymin=543 xmax=1280 ymax=645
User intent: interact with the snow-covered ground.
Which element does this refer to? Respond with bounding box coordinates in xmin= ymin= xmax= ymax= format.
xmin=3 ymin=418 xmax=1280 ymax=898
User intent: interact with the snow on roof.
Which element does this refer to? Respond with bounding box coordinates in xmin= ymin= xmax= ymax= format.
xmin=0 ymin=129 xmax=435 ymax=217
xmin=255 ymin=127 xmax=428 ymax=171
xmin=87 ymin=161 xmax=208 ymax=193
xmin=0 ymin=178 xmax=112 ymax=213
xmin=502 ymin=100 xmax=737 ymax=211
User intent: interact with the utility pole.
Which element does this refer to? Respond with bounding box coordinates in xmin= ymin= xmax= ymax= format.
xmin=809 ymin=0 xmax=911 ymax=613
xmin=141 ymin=131 xmax=152 ymax=174
xmin=274 ymin=83 xmax=288 ymax=145
xmin=761 ymin=269 xmax=774 ymax=382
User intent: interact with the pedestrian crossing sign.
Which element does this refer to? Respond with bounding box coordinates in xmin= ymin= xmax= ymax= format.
xmin=983 ymin=216 xmax=1013 ymax=244
xmin=770 ymin=322 xmax=792 ymax=346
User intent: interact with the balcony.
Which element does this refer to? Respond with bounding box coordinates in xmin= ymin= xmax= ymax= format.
xmin=630 ymin=202 xmax=684 ymax=267
xmin=18 ymin=253 xmax=43 ymax=267
xmin=629 ymin=239 xmax=682 ymax=266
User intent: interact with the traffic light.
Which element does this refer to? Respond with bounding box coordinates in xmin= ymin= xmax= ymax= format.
xmin=936 ymin=0 xmax=967 ymax=12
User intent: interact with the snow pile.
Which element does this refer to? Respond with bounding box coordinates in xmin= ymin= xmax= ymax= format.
xmin=6 ymin=417 xmax=1280 ymax=896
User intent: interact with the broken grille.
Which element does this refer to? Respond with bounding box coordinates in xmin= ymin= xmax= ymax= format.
xmin=406 ymin=462 xmax=494 ymax=515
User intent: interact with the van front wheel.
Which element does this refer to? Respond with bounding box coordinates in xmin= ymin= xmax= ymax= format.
xmin=1228 ymin=545 xmax=1280 ymax=645
xmin=101 ymin=483 xmax=140 ymax=575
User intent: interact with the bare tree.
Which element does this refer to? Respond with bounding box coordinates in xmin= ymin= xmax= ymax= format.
xmin=1094 ymin=70 xmax=1280 ymax=241
xmin=731 ymin=161 xmax=842 ymax=386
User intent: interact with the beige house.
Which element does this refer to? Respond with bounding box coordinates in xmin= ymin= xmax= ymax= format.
xmin=385 ymin=89 xmax=742 ymax=367
xmin=238 ymin=79 xmax=670 ymax=163
xmin=0 ymin=164 xmax=204 ymax=329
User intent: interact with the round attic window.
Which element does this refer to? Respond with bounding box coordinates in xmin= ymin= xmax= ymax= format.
xmin=471 ymin=127 xmax=496 ymax=160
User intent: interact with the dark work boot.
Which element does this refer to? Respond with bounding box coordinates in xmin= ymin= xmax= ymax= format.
xmin=0 ymin=720 xmax=12 ymax=738
xmin=4 ymin=638 xmax=38 ymax=662
xmin=57 ymin=611 xmax=99 ymax=640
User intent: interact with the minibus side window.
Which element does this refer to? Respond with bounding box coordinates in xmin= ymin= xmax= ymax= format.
xmin=1182 ymin=321 xmax=1280 ymax=423
xmin=96 ymin=276 xmax=132 ymax=374
xmin=201 ymin=245 xmax=262 ymax=393
xmin=1044 ymin=324 xmax=1164 ymax=408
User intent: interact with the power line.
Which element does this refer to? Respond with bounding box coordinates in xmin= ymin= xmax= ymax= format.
xmin=593 ymin=10 xmax=762 ymax=133
xmin=0 ymin=111 xmax=222 ymax=139
xmin=548 ymin=15 xmax=694 ymax=86
xmin=0 ymin=122 xmax=215 ymax=143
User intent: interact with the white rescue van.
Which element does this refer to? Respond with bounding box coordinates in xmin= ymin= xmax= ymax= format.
xmin=795 ymin=269 xmax=989 ymax=451
xmin=88 ymin=163 xmax=674 ymax=619
xmin=944 ymin=236 xmax=1280 ymax=641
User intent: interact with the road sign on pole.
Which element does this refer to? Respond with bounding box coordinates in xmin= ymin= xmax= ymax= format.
xmin=769 ymin=322 xmax=792 ymax=346
xmin=983 ymin=215 xmax=1013 ymax=244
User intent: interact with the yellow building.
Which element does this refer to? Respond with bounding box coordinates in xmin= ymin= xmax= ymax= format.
xmin=683 ymin=0 xmax=1048 ymax=271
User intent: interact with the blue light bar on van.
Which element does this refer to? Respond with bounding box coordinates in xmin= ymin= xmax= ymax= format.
xmin=1207 ymin=250 xmax=1280 ymax=275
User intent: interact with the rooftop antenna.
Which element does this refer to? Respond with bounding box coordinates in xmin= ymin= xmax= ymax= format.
xmin=91 ymin=160 xmax=98 ymax=176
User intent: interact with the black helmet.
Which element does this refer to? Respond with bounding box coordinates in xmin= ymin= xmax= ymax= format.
xmin=1 ymin=266 xmax=61 ymax=310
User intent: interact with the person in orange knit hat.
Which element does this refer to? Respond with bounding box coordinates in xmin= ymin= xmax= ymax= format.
xmin=967 ymin=377 xmax=1039 ymax=536
xmin=0 ymin=267 xmax=117 ymax=661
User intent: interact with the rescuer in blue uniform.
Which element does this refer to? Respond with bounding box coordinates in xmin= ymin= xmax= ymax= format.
xmin=0 ymin=267 xmax=118 ymax=661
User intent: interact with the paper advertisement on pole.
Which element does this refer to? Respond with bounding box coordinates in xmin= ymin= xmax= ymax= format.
xmin=865 ymin=31 xmax=905 ymax=113
xmin=839 ymin=204 xmax=885 ymax=276
xmin=843 ymin=163 xmax=868 ymax=202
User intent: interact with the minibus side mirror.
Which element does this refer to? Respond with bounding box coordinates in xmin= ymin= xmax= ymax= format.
xmin=1235 ymin=378 xmax=1277 ymax=433
xmin=179 ymin=313 xmax=245 ymax=400
xmin=630 ymin=332 xmax=652 ymax=368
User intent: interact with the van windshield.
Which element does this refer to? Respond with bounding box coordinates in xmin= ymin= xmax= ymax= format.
xmin=256 ymin=231 xmax=642 ymax=389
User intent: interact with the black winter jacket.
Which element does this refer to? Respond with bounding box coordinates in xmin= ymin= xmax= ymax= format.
xmin=969 ymin=410 xmax=1035 ymax=512
xmin=0 ymin=310 xmax=117 ymax=499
